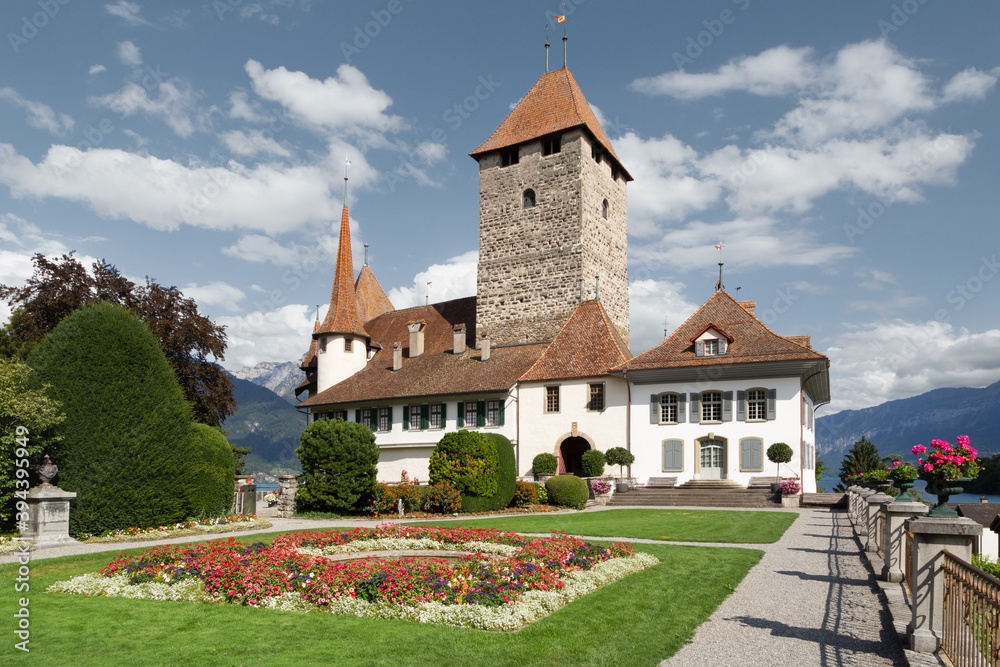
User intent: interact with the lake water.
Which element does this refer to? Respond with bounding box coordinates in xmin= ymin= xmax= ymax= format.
xmin=817 ymin=477 xmax=1000 ymax=504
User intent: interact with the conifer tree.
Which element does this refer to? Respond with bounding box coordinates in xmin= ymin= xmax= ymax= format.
xmin=835 ymin=436 xmax=884 ymax=491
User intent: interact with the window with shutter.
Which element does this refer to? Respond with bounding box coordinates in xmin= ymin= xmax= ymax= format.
xmin=659 ymin=393 xmax=679 ymax=423
xmin=485 ymin=400 xmax=500 ymax=426
xmin=701 ymin=391 xmax=722 ymax=422
xmin=662 ymin=439 xmax=684 ymax=472
xmin=740 ymin=438 xmax=763 ymax=471
xmin=747 ymin=389 xmax=766 ymax=421
xmin=429 ymin=403 xmax=443 ymax=429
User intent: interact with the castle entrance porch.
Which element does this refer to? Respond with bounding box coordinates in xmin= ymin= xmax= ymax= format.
xmin=559 ymin=437 xmax=590 ymax=476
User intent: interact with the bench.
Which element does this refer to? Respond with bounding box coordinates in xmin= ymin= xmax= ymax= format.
xmin=646 ymin=476 xmax=678 ymax=488
xmin=748 ymin=476 xmax=781 ymax=489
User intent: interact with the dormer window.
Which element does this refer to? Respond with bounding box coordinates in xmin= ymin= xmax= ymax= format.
xmin=500 ymin=149 xmax=518 ymax=167
xmin=541 ymin=134 xmax=561 ymax=156
xmin=523 ymin=189 xmax=536 ymax=208
xmin=694 ymin=326 xmax=730 ymax=357
xmin=703 ymin=339 xmax=718 ymax=356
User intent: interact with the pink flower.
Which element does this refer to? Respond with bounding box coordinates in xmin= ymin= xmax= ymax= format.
xmin=958 ymin=435 xmax=970 ymax=446
xmin=923 ymin=463 xmax=935 ymax=473
xmin=912 ymin=444 xmax=927 ymax=454
xmin=893 ymin=461 xmax=901 ymax=466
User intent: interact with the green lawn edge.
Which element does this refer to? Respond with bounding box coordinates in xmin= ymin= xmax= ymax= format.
xmin=1 ymin=529 xmax=764 ymax=666
xmin=404 ymin=508 xmax=797 ymax=544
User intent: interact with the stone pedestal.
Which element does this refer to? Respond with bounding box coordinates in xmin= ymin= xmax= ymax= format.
xmin=781 ymin=495 xmax=801 ymax=508
xmin=20 ymin=484 xmax=77 ymax=547
xmin=880 ymin=501 xmax=928 ymax=582
xmin=865 ymin=492 xmax=894 ymax=552
xmin=277 ymin=474 xmax=299 ymax=519
xmin=847 ymin=486 xmax=862 ymax=524
xmin=904 ymin=516 xmax=981 ymax=653
xmin=855 ymin=489 xmax=875 ymax=535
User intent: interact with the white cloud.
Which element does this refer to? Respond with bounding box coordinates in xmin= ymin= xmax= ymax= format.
xmin=215 ymin=303 xmax=315 ymax=370
xmin=244 ymin=60 xmax=406 ymax=135
xmin=386 ymin=251 xmax=478 ymax=308
xmin=181 ymin=282 xmax=246 ymax=312
xmin=89 ymin=64 xmax=107 ymax=76
xmin=825 ymin=320 xmax=1000 ymax=412
xmin=630 ymin=45 xmax=817 ymax=99
xmin=228 ymin=90 xmax=268 ymax=122
xmin=117 ymin=40 xmax=143 ymax=68
xmin=220 ymin=129 xmax=291 ymax=158
xmin=942 ymin=67 xmax=1000 ymax=104
xmin=414 ymin=141 xmax=446 ymax=165
xmin=105 ymin=1 xmax=150 ymax=26
xmin=0 ymin=88 xmax=74 ymax=136
xmin=628 ymin=279 xmax=699 ymax=356
xmin=89 ymin=79 xmax=206 ymax=137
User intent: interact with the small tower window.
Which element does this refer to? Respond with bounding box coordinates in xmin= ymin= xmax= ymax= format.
xmin=344 ymin=338 xmax=352 ymax=352
xmin=602 ymin=199 xmax=609 ymax=219
xmin=523 ymin=189 xmax=536 ymax=209
xmin=500 ymin=149 xmax=518 ymax=167
xmin=592 ymin=146 xmax=603 ymax=164
xmin=541 ymin=134 xmax=561 ymax=156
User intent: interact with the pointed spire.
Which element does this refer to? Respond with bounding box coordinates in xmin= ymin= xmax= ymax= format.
xmin=715 ymin=243 xmax=725 ymax=292
xmin=562 ymin=34 xmax=567 ymax=69
xmin=316 ymin=167 xmax=368 ymax=340
xmin=545 ymin=24 xmax=550 ymax=73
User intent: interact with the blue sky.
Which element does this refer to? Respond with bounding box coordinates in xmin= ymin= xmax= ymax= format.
xmin=0 ymin=0 xmax=998 ymax=413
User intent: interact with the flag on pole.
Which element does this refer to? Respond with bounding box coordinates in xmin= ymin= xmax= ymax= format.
xmin=555 ymin=15 xmax=565 ymax=22
xmin=715 ymin=244 xmax=723 ymax=250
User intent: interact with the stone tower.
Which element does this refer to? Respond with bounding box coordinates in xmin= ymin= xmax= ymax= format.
xmin=470 ymin=66 xmax=632 ymax=347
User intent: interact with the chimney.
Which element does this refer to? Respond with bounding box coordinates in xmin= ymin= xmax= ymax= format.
xmin=788 ymin=335 xmax=812 ymax=349
xmin=392 ymin=343 xmax=402 ymax=371
xmin=982 ymin=496 xmax=989 ymax=504
xmin=453 ymin=324 xmax=466 ymax=355
xmin=406 ymin=320 xmax=426 ymax=358
xmin=740 ymin=300 xmax=756 ymax=315
xmin=481 ymin=335 xmax=491 ymax=362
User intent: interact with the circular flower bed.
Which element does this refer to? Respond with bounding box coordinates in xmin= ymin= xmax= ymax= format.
xmin=48 ymin=525 xmax=658 ymax=630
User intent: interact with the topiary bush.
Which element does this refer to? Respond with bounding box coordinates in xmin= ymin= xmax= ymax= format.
xmin=545 ymin=474 xmax=589 ymax=509
xmin=185 ymin=423 xmax=236 ymax=517
xmin=26 ymin=302 xmax=197 ymax=535
xmin=428 ymin=430 xmax=498 ymax=498
xmin=296 ymin=418 xmax=379 ymax=513
xmin=532 ymin=452 xmax=558 ymax=477
xmin=767 ymin=442 xmax=793 ymax=479
xmin=581 ymin=448 xmax=605 ymax=477
xmin=604 ymin=446 xmax=635 ymax=477
xmin=422 ymin=482 xmax=462 ymax=513
xmin=461 ymin=433 xmax=517 ymax=513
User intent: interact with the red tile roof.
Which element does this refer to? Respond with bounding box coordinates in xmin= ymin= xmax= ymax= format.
xmin=299 ymin=297 xmax=547 ymax=407
xmin=619 ymin=290 xmax=828 ymax=371
xmin=300 ymin=321 xmax=321 ymax=370
xmin=316 ymin=206 xmax=368 ymax=339
xmin=355 ymin=264 xmax=394 ymax=325
xmin=469 ymin=67 xmax=632 ymax=181
xmin=520 ymin=300 xmax=632 ymax=382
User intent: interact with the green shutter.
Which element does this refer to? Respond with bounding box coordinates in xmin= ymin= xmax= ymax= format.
xmin=457 ymin=402 xmax=464 ymax=427
xmin=477 ymin=400 xmax=486 ymax=427
xmin=355 ymin=409 xmax=361 ymax=424
xmin=499 ymin=401 xmax=505 ymax=426
xmin=403 ymin=405 xmax=410 ymax=430
xmin=387 ymin=406 xmax=393 ymax=429
xmin=421 ymin=404 xmax=429 ymax=430
xmin=440 ymin=403 xmax=447 ymax=426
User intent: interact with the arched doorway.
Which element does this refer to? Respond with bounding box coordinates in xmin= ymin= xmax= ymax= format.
xmin=560 ymin=437 xmax=590 ymax=476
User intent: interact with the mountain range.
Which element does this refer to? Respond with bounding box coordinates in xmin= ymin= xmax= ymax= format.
xmin=223 ymin=373 xmax=305 ymax=471
xmin=232 ymin=359 xmax=304 ymax=405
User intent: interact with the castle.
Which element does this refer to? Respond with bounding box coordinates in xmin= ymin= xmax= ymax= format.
xmin=296 ymin=54 xmax=829 ymax=492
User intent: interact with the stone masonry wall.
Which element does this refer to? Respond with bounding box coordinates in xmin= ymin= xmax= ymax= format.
xmin=476 ymin=130 xmax=629 ymax=346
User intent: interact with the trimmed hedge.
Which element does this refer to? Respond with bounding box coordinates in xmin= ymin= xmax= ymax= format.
xmin=582 ymin=449 xmax=605 ymax=477
xmin=296 ymin=419 xmax=379 ymax=513
xmin=532 ymin=452 xmax=558 ymax=476
xmin=545 ymin=474 xmax=589 ymax=510
xmin=461 ymin=433 xmax=516 ymax=513
xmin=429 ymin=430 xmax=498 ymax=498
xmin=27 ymin=302 xmax=196 ymax=535
xmin=185 ymin=423 xmax=236 ymax=517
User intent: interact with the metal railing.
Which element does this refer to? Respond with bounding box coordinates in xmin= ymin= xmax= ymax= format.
xmin=905 ymin=530 xmax=914 ymax=594
xmin=942 ymin=551 xmax=1000 ymax=667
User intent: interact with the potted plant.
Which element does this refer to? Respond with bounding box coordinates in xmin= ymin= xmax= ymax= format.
xmin=779 ymin=477 xmax=802 ymax=507
xmin=263 ymin=492 xmax=278 ymax=507
xmin=590 ymin=478 xmax=612 ymax=505
xmin=604 ymin=446 xmax=635 ymax=483
xmin=861 ymin=468 xmax=891 ymax=491
xmin=886 ymin=461 xmax=919 ymax=501
xmin=767 ymin=442 xmax=793 ymax=493
xmin=912 ymin=436 xmax=979 ymax=516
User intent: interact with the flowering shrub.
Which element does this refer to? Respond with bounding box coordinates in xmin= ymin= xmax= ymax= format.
xmin=887 ymin=461 xmax=918 ymax=481
xmin=912 ymin=436 xmax=979 ymax=481
xmin=422 ymin=483 xmax=462 ymax=513
xmin=49 ymin=525 xmax=656 ymax=630
xmin=370 ymin=482 xmax=423 ymax=514
xmin=590 ymin=478 xmax=612 ymax=495
xmin=263 ymin=492 xmax=278 ymax=505
xmin=779 ymin=478 xmax=801 ymax=495
xmin=511 ymin=481 xmax=540 ymax=507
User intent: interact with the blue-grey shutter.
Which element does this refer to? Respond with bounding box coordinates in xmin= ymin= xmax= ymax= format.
xmin=722 ymin=391 xmax=733 ymax=422
xmin=689 ymin=393 xmax=700 ymax=423
xmin=499 ymin=401 xmax=505 ymax=426
xmin=402 ymin=405 xmax=410 ymax=430
xmin=719 ymin=338 xmax=728 ymax=354
xmin=650 ymin=394 xmax=659 ymax=424
xmin=741 ymin=438 xmax=762 ymax=471
xmin=767 ymin=389 xmax=777 ymax=420
xmin=477 ymin=400 xmax=486 ymax=427
xmin=457 ymin=402 xmax=464 ymax=427
xmin=736 ymin=390 xmax=746 ymax=421
xmin=662 ymin=440 xmax=683 ymax=472
xmin=695 ymin=340 xmax=704 ymax=356
xmin=421 ymin=404 xmax=429 ymax=430
xmin=677 ymin=393 xmax=686 ymax=423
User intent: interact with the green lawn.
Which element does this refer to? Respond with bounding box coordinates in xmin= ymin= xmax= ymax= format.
xmin=406 ymin=508 xmax=797 ymax=544
xmin=0 ymin=518 xmax=772 ymax=666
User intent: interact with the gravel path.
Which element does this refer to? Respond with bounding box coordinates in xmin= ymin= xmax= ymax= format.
xmin=663 ymin=508 xmax=906 ymax=667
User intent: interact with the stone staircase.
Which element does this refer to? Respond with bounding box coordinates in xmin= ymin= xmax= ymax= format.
xmin=607 ymin=479 xmax=779 ymax=508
